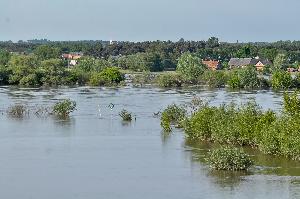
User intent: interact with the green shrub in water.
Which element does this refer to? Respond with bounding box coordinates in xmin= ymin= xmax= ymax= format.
xmin=227 ymin=67 xmax=263 ymax=89
xmin=271 ymin=70 xmax=293 ymax=90
xmin=283 ymin=91 xmax=300 ymax=116
xmin=183 ymin=90 xmax=300 ymax=160
xmin=156 ymin=72 xmax=183 ymax=87
xmin=259 ymin=116 xmax=300 ymax=160
xmin=160 ymin=104 xmax=186 ymax=132
xmin=7 ymin=104 xmax=28 ymax=118
xmin=119 ymin=109 xmax=133 ymax=121
xmin=53 ymin=99 xmax=76 ymax=117
xmin=201 ymin=70 xmax=228 ymax=88
xmin=207 ymin=147 xmax=253 ymax=171
xmin=89 ymin=67 xmax=124 ymax=86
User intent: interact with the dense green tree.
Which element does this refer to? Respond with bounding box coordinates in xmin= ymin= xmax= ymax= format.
xmin=39 ymin=59 xmax=66 ymax=85
xmin=0 ymin=49 xmax=11 ymax=66
xmin=34 ymin=45 xmax=61 ymax=60
xmin=8 ymin=55 xmax=39 ymax=85
xmin=271 ymin=70 xmax=293 ymax=89
xmin=273 ymin=53 xmax=288 ymax=70
xmin=176 ymin=52 xmax=207 ymax=82
xmin=89 ymin=67 xmax=124 ymax=86
xmin=0 ymin=65 xmax=10 ymax=84
xmin=206 ymin=37 xmax=219 ymax=48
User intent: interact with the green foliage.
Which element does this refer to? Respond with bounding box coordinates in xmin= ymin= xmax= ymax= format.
xmin=34 ymin=45 xmax=61 ymax=60
xmin=0 ymin=65 xmax=10 ymax=85
xmin=89 ymin=67 xmax=124 ymax=86
xmin=271 ymin=70 xmax=293 ymax=90
xmin=202 ymin=70 xmax=228 ymax=88
xmin=259 ymin=116 xmax=300 ymax=160
xmin=76 ymin=57 xmax=111 ymax=72
xmin=53 ymin=99 xmax=76 ymax=117
xmin=177 ymin=52 xmax=207 ymax=83
xmin=156 ymin=72 xmax=183 ymax=87
xmin=19 ymin=73 xmax=39 ymax=86
xmin=0 ymin=49 xmax=11 ymax=66
xmin=117 ymin=52 xmax=163 ymax=72
xmin=183 ymin=92 xmax=300 ymax=160
xmin=39 ymin=58 xmax=66 ymax=86
xmin=273 ymin=53 xmax=288 ymax=70
xmin=283 ymin=91 xmax=300 ymax=116
xmin=206 ymin=37 xmax=219 ymax=48
xmin=185 ymin=102 xmax=276 ymax=146
xmin=235 ymin=44 xmax=256 ymax=58
xmin=119 ymin=109 xmax=133 ymax=121
xmin=160 ymin=104 xmax=187 ymax=132
xmin=66 ymin=68 xmax=90 ymax=85
xmin=207 ymin=147 xmax=253 ymax=171
xmin=227 ymin=70 xmax=241 ymax=89
xmin=227 ymin=67 xmax=261 ymax=89
xmin=238 ymin=66 xmax=260 ymax=89
xmin=8 ymin=55 xmax=39 ymax=85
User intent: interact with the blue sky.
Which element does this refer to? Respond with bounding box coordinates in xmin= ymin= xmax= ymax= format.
xmin=0 ymin=0 xmax=299 ymax=42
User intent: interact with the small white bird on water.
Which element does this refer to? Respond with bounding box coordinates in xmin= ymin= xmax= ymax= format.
xmin=98 ymin=105 xmax=102 ymax=117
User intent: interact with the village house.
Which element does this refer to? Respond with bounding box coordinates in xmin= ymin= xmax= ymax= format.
xmin=202 ymin=60 xmax=222 ymax=70
xmin=61 ymin=52 xmax=83 ymax=66
xmin=228 ymin=58 xmax=271 ymax=71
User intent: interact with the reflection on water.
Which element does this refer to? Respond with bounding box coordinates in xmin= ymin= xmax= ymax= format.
xmin=0 ymin=86 xmax=299 ymax=199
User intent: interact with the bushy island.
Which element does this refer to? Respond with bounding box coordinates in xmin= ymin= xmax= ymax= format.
xmin=160 ymin=92 xmax=300 ymax=170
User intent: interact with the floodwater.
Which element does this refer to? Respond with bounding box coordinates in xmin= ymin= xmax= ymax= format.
xmin=0 ymin=86 xmax=299 ymax=199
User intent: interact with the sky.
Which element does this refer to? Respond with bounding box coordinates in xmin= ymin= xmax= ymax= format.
xmin=0 ymin=0 xmax=299 ymax=42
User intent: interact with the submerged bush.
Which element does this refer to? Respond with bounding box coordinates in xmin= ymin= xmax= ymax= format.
xmin=184 ymin=102 xmax=274 ymax=146
xmin=207 ymin=147 xmax=253 ymax=171
xmin=227 ymin=67 xmax=263 ymax=89
xmin=89 ymin=67 xmax=124 ymax=86
xmin=7 ymin=104 xmax=28 ymax=118
xmin=259 ymin=116 xmax=300 ymax=160
xmin=132 ymin=71 xmax=154 ymax=86
xmin=156 ymin=72 xmax=183 ymax=87
xmin=176 ymin=52 xmax=207 ymax=83
xmin=160 ymin=104 xmax=186 ymax=132
xmin=119 ymin=109 xmax=133 ymax=121
xmin=283 ymin=91 xmax=300 ymax=116
xmin=201 ymin=70 xmax=228 ymax=88
xmin=271 ymin=70 xmax=293 ymax=90
xmin=52 ymin=99 xmax=76 ymax=117
xmin=182 ymin=91 xmax=300 ymax=160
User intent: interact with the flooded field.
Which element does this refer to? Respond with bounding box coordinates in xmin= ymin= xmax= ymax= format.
xmin=0 ymin=86 xmax=299 ymax=199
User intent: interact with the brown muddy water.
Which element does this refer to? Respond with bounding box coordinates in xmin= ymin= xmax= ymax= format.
xmin=0 ymin=86 xmax=299 ymax=199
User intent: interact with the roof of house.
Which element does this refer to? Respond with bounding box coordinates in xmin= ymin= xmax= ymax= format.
xmin=229 ymin=58 xmax=271 ymax=67
xmin=202 ymin=60 xmax=220 ymax=69
xmin=256 ymin=59 xmax=272 ymax=66
xmin=228 ymin=58 xmax=254 ymax=66
xmin=62 ymin=52 xmax=83 ymax=60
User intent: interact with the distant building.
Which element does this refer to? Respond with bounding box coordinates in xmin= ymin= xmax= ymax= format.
xmin=287 ymin=68 xmax=297 ymax=73
xmin=62 ymin=52 xmax=83 ymax=66
xmin=62 ymin=52 xmax=83 ymax=60
xmin=228 ymin=58 xmax=271 ymax=70
xmin=202 ymin=60 xmax=222 ymax=70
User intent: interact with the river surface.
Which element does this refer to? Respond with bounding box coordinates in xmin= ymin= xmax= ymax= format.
xmin=0 ymin=86 xmax=299 ymax=199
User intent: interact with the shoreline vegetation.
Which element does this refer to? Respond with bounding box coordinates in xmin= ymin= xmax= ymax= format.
xmin=160 ymin=92 xmax=300 ymax=164
xmin=0 ymin=38 xmax=300 ymax=90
